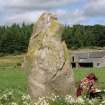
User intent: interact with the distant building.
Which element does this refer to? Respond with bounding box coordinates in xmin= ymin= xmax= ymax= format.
xmin=71 ymin=51 xmax=105 ymax=68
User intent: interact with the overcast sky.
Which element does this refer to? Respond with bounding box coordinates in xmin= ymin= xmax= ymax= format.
xmin=0 ymin=0 xmax=105 ymax=25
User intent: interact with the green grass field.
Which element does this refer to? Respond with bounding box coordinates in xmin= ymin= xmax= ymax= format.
xmin=0 ymin=66 xmax=27 ymax=92
xmin=74 ymin=68 xmax=105 ymax=89
xmin=0 ymin=55 xmax=27 ymax=93
xmin=0 ymin=55 xmax=105 ymax=94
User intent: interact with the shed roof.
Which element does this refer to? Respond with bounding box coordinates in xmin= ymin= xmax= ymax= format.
xmin=72 ymin=51 xmax=105 ymax=59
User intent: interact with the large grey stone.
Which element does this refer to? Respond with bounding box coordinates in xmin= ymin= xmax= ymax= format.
xmin=22 ymin=12 xmax=75 ymax=100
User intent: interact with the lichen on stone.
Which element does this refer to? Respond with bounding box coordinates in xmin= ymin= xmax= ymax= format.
xmin=22 ymin=12 xmax=75 ymax=100
xmin=63 ymin=42 xmax=69 ymax=61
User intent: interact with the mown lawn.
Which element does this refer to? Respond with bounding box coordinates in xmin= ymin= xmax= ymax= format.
xmin=0 ymin=66 xmax=105 ymax=92
xmin=0 ymin=55 xmax=27 ymax=93
xmin=0 ymin=55 xmax=105 ymax=93
xmin=0 ymin=55 xmax=105 ymax=105
xmin=0 ymin=66 xmax=27 ymax=92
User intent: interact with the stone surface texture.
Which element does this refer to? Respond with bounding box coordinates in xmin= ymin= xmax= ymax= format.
xmin=22 ymin=12 xmax=75 ymax=100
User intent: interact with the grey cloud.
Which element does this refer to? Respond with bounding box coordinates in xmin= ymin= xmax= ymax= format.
xmin=83 ymin=0 xmax=105 ymax=17
xmin=3 ymin=0 xmax=78 ymax=12
xmin=0 ymin=0 xmax=81 ymax=25
xmin=54 ymin=9 xmax=85 ymax=25
xmin=2 ymin=0 xmax=105 ymax=25
xmin=1 ymin=0 xmax=79 ymax=19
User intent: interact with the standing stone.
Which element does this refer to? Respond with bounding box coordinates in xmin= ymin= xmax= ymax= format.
xmin=22 ymin=12 xmax=75 ymax=100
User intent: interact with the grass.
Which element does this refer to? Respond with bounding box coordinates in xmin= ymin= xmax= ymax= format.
xmin=74 ymin=68 xmax=105 ymax=89
xmin=0 ymin=55 xmax=27 ymax=93
xmin=0 ymin=66 xmax=27 ymax=92
xmin=0 ymin=54 xmax=24 ymax=66
xmin=0 ymin=54 xmax=105 ymax=94
xmin=0 ymin=55 xmax=105 ymax=105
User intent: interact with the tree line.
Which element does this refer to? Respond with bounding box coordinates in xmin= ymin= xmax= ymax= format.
xmin=62 ymin=24 xmax=105 ymax=49
xmin=0 ymin=23 xmax=33 ymax=55
xmin=0 ymin=24 xmax=105 ymax=55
